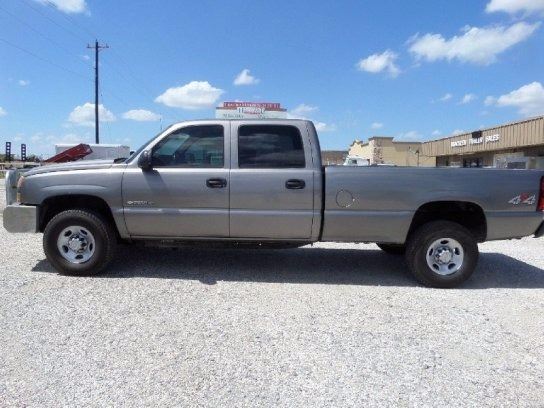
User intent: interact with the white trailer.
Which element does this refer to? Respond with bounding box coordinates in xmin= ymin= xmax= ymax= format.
xmin=54 ymin=144 xmax=130 ymax=160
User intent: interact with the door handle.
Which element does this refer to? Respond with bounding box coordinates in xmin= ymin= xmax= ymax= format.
xmin=206 ymin=178 xmax=227 ymax=188
xmin=285 ymin=179 xmax=306 ymax=189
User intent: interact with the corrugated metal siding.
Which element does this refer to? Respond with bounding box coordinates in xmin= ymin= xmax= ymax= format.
xmin=421 ymin=116 xmax=544 ymax=157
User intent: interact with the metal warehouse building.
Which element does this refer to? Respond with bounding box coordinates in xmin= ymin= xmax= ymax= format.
xmin=421 ymin=115 xmax=544 ymax=169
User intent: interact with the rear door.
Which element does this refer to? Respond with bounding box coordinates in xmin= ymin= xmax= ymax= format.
xmin=229 ymin=122 xmax=315 ymax=239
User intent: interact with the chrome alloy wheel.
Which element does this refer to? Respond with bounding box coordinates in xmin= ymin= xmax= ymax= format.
xmin=425 ymin=237 xmax=464 ymax=276
xmin=56 ymin=226 xmax=96 ymax=264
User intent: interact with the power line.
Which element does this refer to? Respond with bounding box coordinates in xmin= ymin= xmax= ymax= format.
xmin=0 ymin=37 xmax=90 ymax=80
xmin=17 ymin=0 xmax=177 ymax=124
xmin=32 ymin=1 xmax=176 ymax=122
xmin=19 ymin=0 xmax=89 ymax=42
xmin=28 ymin=0 xmax=159 ymax=103
xmin=0 ymin=4 xmax=92 ymax=69
xmin=42 ymin=0 xmax=97 ymax=39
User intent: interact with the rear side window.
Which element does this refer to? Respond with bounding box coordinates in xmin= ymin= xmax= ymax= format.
xmin=238 ymin=125 xmax=305 ymax=168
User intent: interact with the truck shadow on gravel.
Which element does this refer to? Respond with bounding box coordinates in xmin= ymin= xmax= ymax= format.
xmin=32 ymin=246 xmax=544 ymax=289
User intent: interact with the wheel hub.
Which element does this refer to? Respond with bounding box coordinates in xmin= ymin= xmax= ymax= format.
xmin=68 ymin=235 xmax=87 ymax=252
xmin=434 ymin=247 xmax=453 ymax=264
xmin=426 ymin=238 xmax=464 ymax=276
xmin=57 ymin=226 xmax=96 ymax=264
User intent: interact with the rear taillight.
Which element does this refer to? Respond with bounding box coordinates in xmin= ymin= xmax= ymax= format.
xmin=539 ymin=177 xmax=544 ymax=211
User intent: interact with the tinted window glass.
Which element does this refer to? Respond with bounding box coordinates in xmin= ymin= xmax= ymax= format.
xmin=238 ymin=125 xmax=305 ymax=168
xmin=152 ymin=125 xmax=224 ymax=168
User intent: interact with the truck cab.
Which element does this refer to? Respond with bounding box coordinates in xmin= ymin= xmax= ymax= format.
xmin=123 ymin=120 xmax=323 ymax=241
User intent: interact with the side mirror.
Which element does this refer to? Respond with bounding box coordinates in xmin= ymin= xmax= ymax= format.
xmin=138 ymin=150 xmax=153 ymax=171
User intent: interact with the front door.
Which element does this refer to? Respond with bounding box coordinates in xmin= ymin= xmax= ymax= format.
xmin=122 ymin=122 xmax=230 ymax=238
xmin=229 ymin=122 xmax=316 ymax=239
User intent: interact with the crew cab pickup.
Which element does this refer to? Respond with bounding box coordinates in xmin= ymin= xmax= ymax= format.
xmin=4 ymin=120 xmax=544 ymax=287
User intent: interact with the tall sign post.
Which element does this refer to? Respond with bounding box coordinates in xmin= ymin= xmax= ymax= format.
xmin=5 ymin=141 xmax=11 ymax=162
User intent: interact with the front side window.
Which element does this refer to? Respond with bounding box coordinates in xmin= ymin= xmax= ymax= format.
xmin=238 ymin=125 xmax=305 ymax=168
xmin=152 ymin=125 xmax=224 ymax=168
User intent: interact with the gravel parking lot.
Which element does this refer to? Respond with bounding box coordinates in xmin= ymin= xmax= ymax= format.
xmin=1 ymin=185 xmax=543 ymax=407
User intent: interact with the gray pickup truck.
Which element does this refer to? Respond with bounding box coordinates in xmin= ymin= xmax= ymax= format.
xmin=4 ymin=119 xmax=544 ymax=287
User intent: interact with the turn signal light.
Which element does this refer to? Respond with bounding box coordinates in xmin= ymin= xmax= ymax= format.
xmin=539 ymin=177 xmax=544 ymax=211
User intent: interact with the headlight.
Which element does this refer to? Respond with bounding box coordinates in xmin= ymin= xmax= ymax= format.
xmin=16 ymin=176 xmax=25 ymax=203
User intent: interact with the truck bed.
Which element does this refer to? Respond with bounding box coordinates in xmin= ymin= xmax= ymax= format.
xmin=321 ymin=166 xmax=544 ymax=243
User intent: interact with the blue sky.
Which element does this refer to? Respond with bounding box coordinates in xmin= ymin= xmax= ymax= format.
xmin=1 ymin=0 xmax=543 ymax=156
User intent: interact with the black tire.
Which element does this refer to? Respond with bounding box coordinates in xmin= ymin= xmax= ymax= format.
xmin=405 ymin=221 xmax=478 ymax=288
xmin=377 ymin=243 xmax=406 ymax=255
xmin=43 ymin=209 xmax=117 ymax=276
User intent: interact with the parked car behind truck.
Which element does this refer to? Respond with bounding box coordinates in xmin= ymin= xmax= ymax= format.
xmin=4 ymin=119 xmax=544 ymax=287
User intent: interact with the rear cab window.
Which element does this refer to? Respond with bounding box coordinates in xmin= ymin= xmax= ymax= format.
xmin=238 ymin=125 xmax=305 ymax=168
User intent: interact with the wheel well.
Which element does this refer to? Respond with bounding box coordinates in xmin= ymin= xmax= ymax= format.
xmin=39 ymin=195 xmax=117 ymax=233
xmin=408 ymin=201 xmax=487 ymax=242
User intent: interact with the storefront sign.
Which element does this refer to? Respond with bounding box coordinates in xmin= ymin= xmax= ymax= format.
xmin=451 ymin=140 xmax=467 ymax=147
xmin=451 ymin=133 xmax=500 ymax=147
xmin=485 ymin=134 xmax=500 ymax=142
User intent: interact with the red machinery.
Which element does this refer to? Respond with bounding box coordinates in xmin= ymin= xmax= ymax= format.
xmin=44 ymin=144 xmax=93 ymax=163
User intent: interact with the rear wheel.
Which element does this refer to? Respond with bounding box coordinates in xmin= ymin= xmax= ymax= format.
xmin=43 ymin=209 xmax=117 ymax=275
xmin=405 ymin=221 xmax=478 ymax=288
xmin=377 ymin=243 xmax=406 ymax=255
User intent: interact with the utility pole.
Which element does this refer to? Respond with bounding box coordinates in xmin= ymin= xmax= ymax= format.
xmin=87 ymin=40 xmax=109 ymax=144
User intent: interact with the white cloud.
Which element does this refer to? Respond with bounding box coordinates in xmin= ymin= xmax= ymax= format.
xmin=314 ymin=122 xmax=336 ymax=132
xmin=68 ymin=102 xmax=116 ymax=126
xmin=0 ymin=107 xmax=6 ymax=117
xmin=460 ymin=93 xmax=477 ymax=104
xmin=452 ymin=129 xmax=465 ymax=136
xmin=155 ymin=81 xmax=224 ymax=110
xmin=18 ymin=80 xmax=30 ymax=86
xmin=35 ymin=0 xmax=88 ymax=14
xmin=290 ymin=104 xmax=318 ymax=117
xmin=59 ymin=133 xmax=88 ymax=143
xmin=439 ymin=93 xmax=453 ymax=102
xmin=233 ymin=69 xmax=260 ymax=86
xmin=487 ymin=82 xmax=544 ymax=117
xmin=396 ymin=130 xmax=421 ymax=141
xmin=432 ymin=130 xmax=442 ymax=136
xmin=371 ymin=122 xmax=384 ymax=129
xmin=486 ymin=0 xmax=544 ymax=15
xmin=122 ymin=109 xmax=161 ymax=122
xmin=287 ymin=104 xmax=335 ymax=132
xmin=356 ymin=50 xmax=400 ymax=77
xmin=287 ymin=103 xmax=336 ymax=132
xmin=484 ymin=96 xmax=497 ymax=106
xmin=82 ymin=55 xmax=90 ymax=61
xmin=409 ymin=22 xmax=540 ymax=65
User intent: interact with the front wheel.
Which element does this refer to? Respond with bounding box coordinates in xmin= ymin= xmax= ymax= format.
xmin=43 ymin=209 xmax=117 ymax=275
xmin=405 ymin=221 xmax=478 ymax=288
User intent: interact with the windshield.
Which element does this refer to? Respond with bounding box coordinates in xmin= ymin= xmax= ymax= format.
xmin=125 ymin=124 xmax=175 ymax=163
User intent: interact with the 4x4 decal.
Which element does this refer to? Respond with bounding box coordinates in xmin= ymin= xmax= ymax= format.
xmin=508 ymin=193 xmax=536 ymax=205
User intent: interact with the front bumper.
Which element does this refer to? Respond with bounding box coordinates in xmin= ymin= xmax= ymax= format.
xmin=2 ymin=205 xmax=38 ymax=233
xmin=536 ymin=220 xmax=544 ymax=238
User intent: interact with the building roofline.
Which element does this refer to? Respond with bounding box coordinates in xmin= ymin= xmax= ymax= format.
xmin=424 ymin=114 xmax=544 ymax=143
